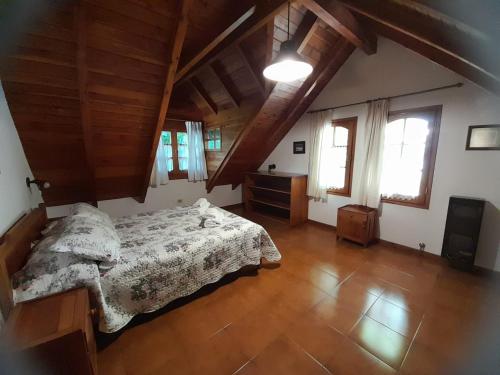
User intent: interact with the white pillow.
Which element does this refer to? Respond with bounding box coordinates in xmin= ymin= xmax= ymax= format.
xmin=47 ymin=216 xmax=120 ymax=262
xmin=71 ymin=203 xmax=113 ymax=228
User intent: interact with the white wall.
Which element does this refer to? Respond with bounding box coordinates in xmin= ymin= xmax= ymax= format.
xmin=0 ymin=82 xmax=42 ymax=235
xmin=47 ymin=181 xmax=242 ymax=218
xmin=262 ymin=38 xmax=500 ymax=271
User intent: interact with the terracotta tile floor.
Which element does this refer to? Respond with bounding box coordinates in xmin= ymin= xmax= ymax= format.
xmin=98 ymin=208 xmax=500 ymax=375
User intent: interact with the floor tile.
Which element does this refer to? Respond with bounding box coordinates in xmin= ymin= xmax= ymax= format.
xmin=350 ymin=316 xmax=411 ymax=369
xmin=235 ymin=335 xmax=331 ymax=375
xmin=324 ymin=328 xmax=396 ymax=375
xmin=366 ymin=297 xmax=421 ymax=338
xmin=310 ymin=295 xmax=363 ymax=334
xmin=286 ymin=312 xmax=344 ymax=365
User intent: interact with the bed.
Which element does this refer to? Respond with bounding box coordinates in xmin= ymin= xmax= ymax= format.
xmin=0 ymin=201 xmax=281 ymax=333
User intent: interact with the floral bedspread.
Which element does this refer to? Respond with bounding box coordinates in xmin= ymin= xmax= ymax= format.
xmin=13 ymin=205 xmax=281 ymax=333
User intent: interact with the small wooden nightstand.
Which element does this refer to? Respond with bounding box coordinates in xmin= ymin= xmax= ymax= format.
xmin=337 ymin=205 xmax=377 ymax=247
xmin=4 ymin=288 xmax=97 ymax=375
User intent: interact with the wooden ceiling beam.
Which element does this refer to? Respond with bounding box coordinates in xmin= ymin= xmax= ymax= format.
xmin=338 ymin=0 xmax=500 ymax=94
xmin=294 ymin=11 xmax=320 ymax=53
xmin=208 ymin=63 xmax=240 ymax=108
xmin=175 ymin=5 xmax=256 ymax=83
xmin=175 ymin=0 xmax=289 ymax=85
xmin=190 ymin=76 xmax=218 ymax=115
xmin=206 ymin=10 xmax=321 ymax=192
xmin=137 ymin=0 xmax=192 ymax=203
xmin=75 ymin=2 xmax=97 ymax=204
xmin=264 ymin=19 xmax=275 ymax=93
xmin=236 ymin=45 xmax=267 ymax=97
xmin=302 ymin=0 xmax=377 ymax=54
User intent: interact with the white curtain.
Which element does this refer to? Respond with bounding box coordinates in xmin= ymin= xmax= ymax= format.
xmin=307 ymin=110 xmax=333 ymax=201
xmin=186 ymin=121 xmax=208 ymax=182
xmin=359 ymin=99 xmax=389 ymax=208
xmin=150 ymin=138 xmax=170 ymax=187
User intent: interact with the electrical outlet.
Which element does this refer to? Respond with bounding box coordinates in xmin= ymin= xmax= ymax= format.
xmin=177 ymin=199 xmax=183 ymax=204
xmin=418 ymin=242 xmax=426 ymax=252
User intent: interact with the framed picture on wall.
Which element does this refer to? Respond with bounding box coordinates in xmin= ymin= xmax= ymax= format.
xmin=293 ymin=141 xmax=305 ymax=154
xmin=466 ymin=125 xmax=500 ymax=150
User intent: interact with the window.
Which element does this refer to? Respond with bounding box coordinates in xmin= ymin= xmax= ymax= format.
xmin=380 ymin=105 xmax=441 ymax=208
xmin=161 ymin=123 xmax=189 ymax=179
xmin=324 ymin=117 xmax=357 ymax=196
xmin=205 ymin=127 xmax=221 ymax=151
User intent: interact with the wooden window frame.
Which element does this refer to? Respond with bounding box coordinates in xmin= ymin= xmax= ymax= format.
xmin=327 ymin=117 xmax=357 ymax=197
xmin=204 ymin=127 xmax=222 ymax=151
xmin=381 ymin=105 xmax=442 ymax=209
xmin=163 ymin=121 xmax=188 ymax=180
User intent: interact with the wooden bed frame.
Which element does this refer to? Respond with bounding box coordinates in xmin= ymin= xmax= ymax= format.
xmin=0 ymin=205 xmax=48 ymax=319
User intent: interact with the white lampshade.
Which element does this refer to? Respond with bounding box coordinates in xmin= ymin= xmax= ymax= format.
xmin=263 ymin=40 xmax=313 ymax=83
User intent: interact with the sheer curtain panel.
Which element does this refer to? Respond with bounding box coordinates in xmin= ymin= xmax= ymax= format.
xmin=307 ymin=110 xmax=333 ymax=201
xmin=150 ymin=138 xmax=170 ymax=187
xmin=186 ymin=121 xmax=208 ymax=182
xmin=359 ymin=99 xmax=389 ymax=208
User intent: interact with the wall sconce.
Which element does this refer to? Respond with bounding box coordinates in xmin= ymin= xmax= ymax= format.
xmin=267 ymin=164 xmax=276 ymax=174
xmin=26 ymin=177 xmax=51 ymax=190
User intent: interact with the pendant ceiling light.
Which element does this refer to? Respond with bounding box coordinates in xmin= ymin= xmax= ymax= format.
xmin=263 ymin=1 xmax=313 ymax=83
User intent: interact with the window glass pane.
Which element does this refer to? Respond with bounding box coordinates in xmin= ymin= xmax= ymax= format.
xmin=215 ymin=139 xmax=221 ymax=150
xmin=333 ymin=126 xmax=349 ymax=147
xmin=215 ymin=128 xmax=221 ymax=138
xmin=381 ymin=117 xmax=427 ymax=199
xmin=208 ymin=129 xmax=214 ymax=139
xmin=177 ymin=132 xmax=188 ymax=145
xmin=401 ymin=144 xmax=425 ymax=171
xmin=162 ymin=131 xmax=172 ymax=145
xmin=178 ymin=144 xmax=188 ymax=158
xmin=320 ymin=125 xmax=348 ymax=189
xmin=164 ymin=144 xmax=173 ymax=158
xmin=404 ymin=118 xmax=429 ymax=144
xmin=167 ymin=158 xmax=174 ymax=172
xmin=332 ymin=146 xmax=347 ymax=167
xmin=208 ymin=140 xmax=214 ymax=150
xmin=178 ymin=158 xmax=188 ymax=171
xmin=385 ymin=119 xmax=405 ymax=145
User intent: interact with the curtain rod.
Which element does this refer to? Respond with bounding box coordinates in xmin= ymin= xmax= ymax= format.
xmin=307 ymin=82 xmax=463 ymax=114
xmin=166 ymin=117 xmax=189 ymax=122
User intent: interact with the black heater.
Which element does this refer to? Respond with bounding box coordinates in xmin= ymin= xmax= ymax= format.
xmin=441 ymin=196 xmax=485 ymax=271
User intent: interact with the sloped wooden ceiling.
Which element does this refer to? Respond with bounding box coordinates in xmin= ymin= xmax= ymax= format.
xmin=1 ymin=0 xmax=499 ymax=205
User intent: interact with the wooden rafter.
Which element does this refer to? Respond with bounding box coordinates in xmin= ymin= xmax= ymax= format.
xmin=175 ymin=0 xmax=289 ymax=85
xmin=264 ymin=19 xmax=275 ymax=92
xmin=294 ymin=11 xmax=319 ymax=53
xmin=75 ymin=2 xmax=97 ymax=204
xmin=339 ymin=0 xmax=500 ymax=94
xmin=207 ymin=11 xmax=321 ymax=192
xmin=302 ymin=0 xmax=377 ymax=54
xmin=208 ymin=63 xmax=240 ymax=108
xmin=175 ymin=6 xmax=256 ymax=83
xmin=236 ymin=45 xmax=267 ymax=96
xmin=137 ymin=0 xmax=192 ymax=202
xmin=190 ymin=76 xmax=218 ymax=114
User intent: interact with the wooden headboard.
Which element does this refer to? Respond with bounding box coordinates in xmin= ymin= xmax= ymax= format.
xmin=0 ymin=206 xmax=47 ymax=319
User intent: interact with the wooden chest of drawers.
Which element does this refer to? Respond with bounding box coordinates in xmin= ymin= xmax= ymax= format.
xmin=4 ymin=288 xmax=97 ymax=374
xmin=337 ymin=205 xmax=377 ymax=247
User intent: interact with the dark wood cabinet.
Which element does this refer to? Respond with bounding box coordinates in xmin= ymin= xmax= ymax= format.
xmin=243 ymin=171 xmax=308 ymax=226
xmin=337 ymin=205 xmax=377 ymax=247
xmin=4 ymin=288 xmax=97 ymax=375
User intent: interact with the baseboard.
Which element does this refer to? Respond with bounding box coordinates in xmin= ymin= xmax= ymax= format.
xmin=307 ymin=219 xmax=336 ymax=230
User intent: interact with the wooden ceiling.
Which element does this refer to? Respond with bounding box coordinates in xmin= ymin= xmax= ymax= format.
xmin=0 ymin=0 xmax=498 ymax=205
